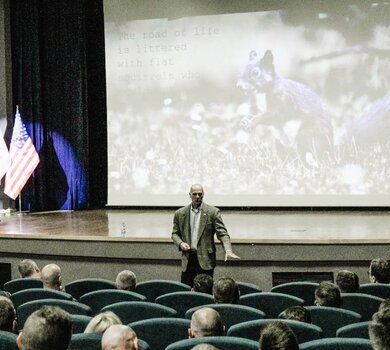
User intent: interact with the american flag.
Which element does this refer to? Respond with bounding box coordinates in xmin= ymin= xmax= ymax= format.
xmin=4 ymin=107 xmax=40 ymax=200
xmin=0 ymin=129 xmax=10 ymax=181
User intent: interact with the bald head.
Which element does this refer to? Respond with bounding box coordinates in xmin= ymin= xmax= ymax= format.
xmin=102 ymin=325 xmax=138 ymax=350
xmin=189 ymin=307 xmax=224 ymax=338
xmin=41 ymin=264 xmax=62 ymax=291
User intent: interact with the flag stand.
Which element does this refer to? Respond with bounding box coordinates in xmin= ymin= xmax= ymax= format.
xmin=17 ymin=193 xmax=28 ymax=216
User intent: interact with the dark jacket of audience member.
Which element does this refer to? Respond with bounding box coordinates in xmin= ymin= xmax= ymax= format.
xmin=259 ymin=320 xmax=299 ymax=350
xmin=369 ymin=258 xmax=390 ymax=284
xmin=213 ymin=277 xmax=240 ymax=304
xmin=314 ymin=281 xmax=342 ymax=307
xmin=336 ymin=270 xmax=360 ymax=293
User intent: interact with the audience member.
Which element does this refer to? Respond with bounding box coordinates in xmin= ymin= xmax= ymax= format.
xmin=213 ymin=277 xmax=240 ymax=304
xmin=259 ymin=320 xmax=299 ymax=350
xmin=115 ymin=270 xmax=137 ymax=291
xmin=0 ymin=296 xmax=17 ymax=333
xmin=188 ymin=307 xmax=224 ymax=338
xmin=193 ymin=274 xmax=213 ymax=295
xmin=379 ymin=298 xmax=390 ymax=313
xmin=335 ymin=270 xmax=360 ymax=293
xmin=18 ymin=259 xmax=41 ymax=279
xmin=281 ymin=306 xmax=311 ymax=323
xmin=191 ymin=345 xmax=220 ymax=350
xmin=102 ymin=324 xmax=138 ymax=350
xmin=369 ymin=308 xmax=390 ymax=350
xmin=85 ymin=311 xmax=122 ymax=334
xmin=41 ymin=264 xmax=63 ymax=291
xmin=369 ymin=258 xmax=390 ymax=284
xmin=16 ymin=305 xmax=72 ymax=350
xmin=314 ymin=281 xmax=342 ymax=307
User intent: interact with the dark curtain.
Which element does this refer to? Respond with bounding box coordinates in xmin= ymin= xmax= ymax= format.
xmin=9 ymin=0 xmax=107 ymax=210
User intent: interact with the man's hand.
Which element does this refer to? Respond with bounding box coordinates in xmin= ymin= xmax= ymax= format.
xmin=180 ymin=242 xmax=191 ymax=251
xmin=224 ymin=250 xmax=241 ymax=261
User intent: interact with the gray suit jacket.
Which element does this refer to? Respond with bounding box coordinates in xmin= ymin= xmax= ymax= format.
xmin=171 ymin=203 xmax=232 ymax=271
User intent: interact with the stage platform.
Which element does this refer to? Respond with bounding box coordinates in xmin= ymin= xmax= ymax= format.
xmin=0 ymin=209 xmax=389 ymax=290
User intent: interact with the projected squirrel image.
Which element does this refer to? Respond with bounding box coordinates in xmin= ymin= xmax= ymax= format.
xmin=237 ymin=49 xmax=334 ymax=164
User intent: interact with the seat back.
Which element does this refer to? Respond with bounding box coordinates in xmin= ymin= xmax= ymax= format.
xmin=341 ymin=293 xmax=384 ymax=321
xmin=306 ymin=306 xmax=362 ymax=338
xmin=240 ymin=292 xmax=304 ymax=318
xmin=185 ymin=304 xmax=265 ymax=330
xmin=155 ymin=291 xmax=214 ymax=317
xmin=3 ymin=278 xmax=43 ymax=294
xmin=271 ymin=281 xmax=318 ymax=306
xmin=68 ymin=333 xmax=102 ymax=350
xmin=358 ymin=283 xmax=390 ymax=299
xmin=300 ymin=337 xmax=372 ymax=350
xmin=10 ymin=288 xmax=73 ymax=308
xmin=135 ymin=280 xmax=190 ymax=301
xmin=166 ymin=336 xmax=259 ymax=350
xmin=129 ymin=317 xmax=190 ymax=350
xmin=336 ymin=321 xmax=371 ymax=339
xmin=0 ymin=330 xmax=18 ymax=350
xmin=101 ymin=301 xmax=177 ymax=324
xmin=227 ymin=319 xmax=323 ymax=344
xmin=237 ymin=282 xmax=262 ymax=296
xmin=71 ymin=314 xmax=93 ymax=334
xmin=17 ymin=298 xmax=92 ymax=329
xmin=65 ymin=278 xmax=116 ymax=300
xmin=80 ymin=289 xmax=146 ymax=315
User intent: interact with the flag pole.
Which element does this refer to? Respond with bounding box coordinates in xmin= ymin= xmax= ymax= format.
xmin=18 ymin=193 xmax=22 ymax=216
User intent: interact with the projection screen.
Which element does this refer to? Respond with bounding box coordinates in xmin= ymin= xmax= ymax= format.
xmin=104 ymin=1 xmax=390 ymax=207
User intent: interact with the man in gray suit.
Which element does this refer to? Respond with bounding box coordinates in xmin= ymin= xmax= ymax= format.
xmin=172 ymin=184 xmax=240 ymax=286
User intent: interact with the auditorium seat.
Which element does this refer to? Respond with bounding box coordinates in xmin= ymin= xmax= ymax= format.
xmin=64 ymin=278 xmax=117 ymax=300
xmin=3 ymin=278 xmax=43 ymax=294
xmin=227 ymin=319 xmax=323 ymax=344
xmin=299 ymin=337 xmax=372 ymax=350
xmin=336 ymin=321 xmax=370 ymax=339
xmin=100 ymin=301 xmax=177 ymax=324
xmin=135 ymin=280 xmax=191 ymax=301
xmin=71 ymin=314 xmax=93 ymax=334
xmin=129 ymin=317 xmax=190 ymax=350
xmin=166 ymin=336 xmax=259 ymax=350
xmin=240 ymin=292 xmax=304 ymax=318
xmin=185 ymin=304 xmax=265 ymax=330
xmin=270 ymin=281 xmax=319 ymax=305
xmin=0 ymin=330 xmax=18 ymax=350
xmin=341 ymin=293 xmax=384 ymax=321
xmin=10 ymin=288 xmax=73 ymax=308
xmin=237 ymin=281 xmax=262 ymax=295
xmin=79 ymin=289 xmax=147 ymax=315
xmin=305 ymin=306 xmax=362 ymax=338
xmin=358 ymin=283 xmax=390 ymax=299
xmin=155 ymin=291 xmax=214 ymax=317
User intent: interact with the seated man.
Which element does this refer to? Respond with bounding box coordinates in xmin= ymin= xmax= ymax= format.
xmin=335 ymin=270 xmax=360 ymax=293
xmin=18 ymin=259 xmax=41 ymax=279
xmin=115 ymin=270 xmax=137 ymax=291
xmin=0 ymin=296 xmax=17 ymax=333
xmin=368 ymin=258 xmax=390 ymax=284
xmin=314 ymin=281 xmax=342 ymax=307
xmin=369 ymin=307 xmax=390 ymax=350
xmin=259 ymin=320 xmax=299 ymax=350
xmin=84 ymin=311 xmax=122 ymax=334
xmin=16 ymin=305 xmax=72 ymax=350
xmin=213 ymin=277 xmax=240 ymax=304
xmin=41 ymin=263 xmax=63 ymax=291
xmin=188 ymin=307 xmax=224 ymax=338
xmin=192 ymin=274 xmax=213 ymax=295
xmin=281 ymin=305 xmax=311 ymax=323
xmin=102 ymin=324 xmax=139 ymax=350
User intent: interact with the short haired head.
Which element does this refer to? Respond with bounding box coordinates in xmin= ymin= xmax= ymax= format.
xmin=379 ymin=299 xmax=390 ymax=313
xmin=102 ymin=324 xmax=138 ymax=350
xmin=189 ymin=307 xmax=224 ymax=338
xmin=193 ymin=274 xmax=213 ymax=295
xmin=18 ymin=259 xmax=41 ymax=279
xmin=17 ymin=305 xmax=72 ymax=350
xmin=259 ymin=320 xmax=299 ymax=350
xmin=190 ymin=345 xmax=220 ymax=350
xmin=41 ymin=264 xmax=62 ymax=291
xmin=0 ymin=296 xmax=16 ymax=332
xmin=369 ymin=258 xmax=390 ymax=284
xmin=213 ymin=277 xmax=240 ymax=304
xmin=282 ymin=306 xmax=311 ymax=323
xmin=314 ymin=281 xmax=342 ymax=307
xmin=84 ymin=311 xmax=122 ymax=334
xmin=336 ymin=270 xmax=360 ymax=293
xmin=115 ymin=270 xmax=137 ymax=291
xmin=369 ymin=308 xmax=390 ymax=350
